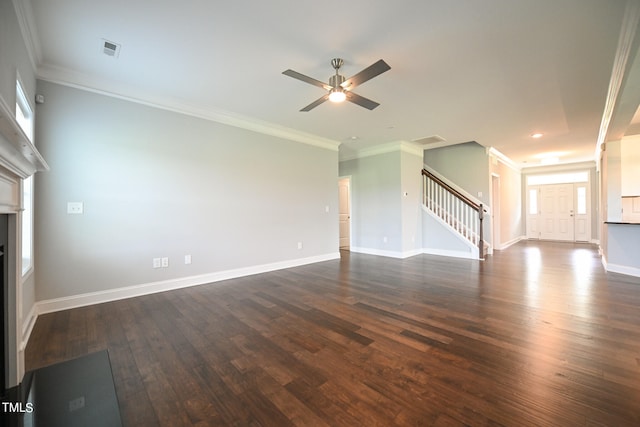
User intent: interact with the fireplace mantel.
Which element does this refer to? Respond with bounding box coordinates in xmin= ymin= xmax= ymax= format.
xmin=0 ymin=93 xmax=48 ymax=390
xmin=0 ymin=95 xmax=49 ymax=179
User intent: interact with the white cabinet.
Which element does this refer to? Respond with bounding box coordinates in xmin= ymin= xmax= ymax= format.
xmin=621 ymin=135 xmax=640 ymax=196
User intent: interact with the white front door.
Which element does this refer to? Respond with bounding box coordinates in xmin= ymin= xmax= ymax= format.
xmin=528 ymin=184 xmax=576 ymax=241
xmin=338 ymin=178 xmax=351 ymax=249
xmin=540 ymin=184 xmax=574 ymax=241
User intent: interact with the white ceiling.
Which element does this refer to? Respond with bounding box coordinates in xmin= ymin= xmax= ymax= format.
xmin=22 ymin=0 xmax=640 ymax=165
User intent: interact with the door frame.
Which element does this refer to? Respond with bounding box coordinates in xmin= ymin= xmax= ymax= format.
xmin=525 ymin=171 xmax=592 ymax=242
xmin=338 ymin=176 xmax=352 ymax=250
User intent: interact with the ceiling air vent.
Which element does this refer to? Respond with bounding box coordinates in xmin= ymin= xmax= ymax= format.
xmin=412 ymin=135 xmax=446 ymax=146
xmin=102 ymin=39 xmax=121 ymax=58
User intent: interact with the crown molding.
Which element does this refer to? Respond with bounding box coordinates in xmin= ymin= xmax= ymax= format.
xmin=11 ymin=0 xmax=42 ymax=70
xmin=487 ymin=147 xmax=521 ymax=172
xmin=37 ymin=65 xmax=341 ymax=152
xmin=340 ymin=140 xmax=423 ymax=161
xmin=594 ymin=0 xmax=640 ymax=161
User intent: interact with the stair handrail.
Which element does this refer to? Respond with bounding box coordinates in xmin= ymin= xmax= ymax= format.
xmin=421 ymin=169 xmax=484 ymax=258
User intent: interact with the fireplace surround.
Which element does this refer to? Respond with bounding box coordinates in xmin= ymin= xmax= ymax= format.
xmin=0 ymin=95 xmax=48 ymax=393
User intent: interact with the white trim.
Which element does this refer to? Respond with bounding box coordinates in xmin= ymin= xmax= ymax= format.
xmin=36 ymin=72 xmax=341 ymax=152
xmin=421 ymin=248 xmax=477 ymax=260
xmin=11 ymin=0 xmax=42 ymax=70
xmin=605 ymin=262 xmax=640 ymax=278
xmin=595 ymin=0 xmax=640 ymax=163
xmin=20 ymin=302 xmax=38 ymax=351
xmin=487 ymin=147 xmax=521 ymax=172
xmin=350 ymin=246 xmax=422 ymax=259
xmin=494 ymin=235 xmax=524 ymax=251
xmin=35 ymin=252 xmax=340 ymax=315
xmin=341 ymin=140 xmax=423 ymax=161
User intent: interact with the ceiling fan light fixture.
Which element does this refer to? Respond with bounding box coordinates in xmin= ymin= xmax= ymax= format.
xmin=329 ymin=89 xmax=346 ymax=103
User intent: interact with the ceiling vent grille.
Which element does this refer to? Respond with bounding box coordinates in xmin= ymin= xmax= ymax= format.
xmin=102 ymin=39 xmax=121 ymax=58
xmin=412 ymin=135 xmax=446 ymax=145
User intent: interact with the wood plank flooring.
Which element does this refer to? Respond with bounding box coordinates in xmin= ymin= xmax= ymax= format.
xmin=25 ymin=241 xmax=640 ymax=426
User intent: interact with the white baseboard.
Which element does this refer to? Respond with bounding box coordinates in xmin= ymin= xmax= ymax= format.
xmin=35 ymin=252 xmax=341 ymax=316
xmin=350 ymin=246 xmax=422 ymax=259
xmin=494 ymin=235 xmax=525 ymax=251
xmin=20 ymin=304 xmax=38 ymax=351
xmin=605 ymin=262 xmax=640 ymax=278
xmin=421 ymin=248 xmax=477 ymax=260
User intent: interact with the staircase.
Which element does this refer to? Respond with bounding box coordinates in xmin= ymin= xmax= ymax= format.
xmin=422 ymin=168 xmax=486 ymax=259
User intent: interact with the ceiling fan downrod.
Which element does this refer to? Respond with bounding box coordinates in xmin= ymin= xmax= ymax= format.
xmin=329 ymin=58 xmax=346 ymax=88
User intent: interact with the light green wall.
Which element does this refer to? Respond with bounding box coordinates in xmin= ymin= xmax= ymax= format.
xmin=0 ymin=0 xmax=35 ymax=109
xmin=339 ymin=146 xmax=424 ymax=257
xmin=423 ymin=142 xmax=491 ymax=206
xmin=339 ymin=151 xmax=403 ymax=253
xmin=35 ymin=80 xmax=339 ymax=300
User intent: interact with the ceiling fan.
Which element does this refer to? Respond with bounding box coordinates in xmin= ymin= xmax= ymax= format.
xmin=283 ymin=58 xmax=391 ymax=112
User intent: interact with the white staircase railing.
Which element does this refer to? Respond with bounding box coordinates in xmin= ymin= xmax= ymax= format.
xmin=422 ymin=169 xmax=485 ymax=259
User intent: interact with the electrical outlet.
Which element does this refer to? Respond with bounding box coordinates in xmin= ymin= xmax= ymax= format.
xmin=153 ymin=258 xmax=162 ymax=269
xmin=184 ymin=254 xmax=192 ymax=265
xmin=67 ymin=202 xmax=84 ymax=214
xmin=161 ymin=257 xmax=169 ymax=268
xmin=297 ymin=242 xmax=303 ymax=250
xmin=68 ymin=396 xmax=85 ymax=412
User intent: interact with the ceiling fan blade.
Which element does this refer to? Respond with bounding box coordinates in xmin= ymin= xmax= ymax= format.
xmin=345 ymin=91 xmax=380 ymax=110
xmin=300 ymin=94 xmax=330 ymax=112
xmin=341 ymin=59 xmax=391 ymax=90
xmin=283 ymin=69 xmax=333 ymax=91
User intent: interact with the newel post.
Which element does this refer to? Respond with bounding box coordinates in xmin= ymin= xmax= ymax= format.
xmin=478 ymin=204 xmax=484 ymax=259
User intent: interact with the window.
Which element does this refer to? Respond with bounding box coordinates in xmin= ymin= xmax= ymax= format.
xmin=22 ymin=176 xmax=33 ymax=274
xmin=529 ymin=189 xmax=538 ymax=215
xmin=527 ymin=171 xmax=588 ymax=186
xmin=16 ymin=79 xmax=34 ymax=141
xmin=577 ymin=186 xmax=587 ymax=215
xmin=16 ymin=78 xmax=34 ymax=275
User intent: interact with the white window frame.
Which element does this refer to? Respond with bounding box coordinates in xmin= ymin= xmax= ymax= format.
xmin=16 ymin=76 xmax=35 ymax=276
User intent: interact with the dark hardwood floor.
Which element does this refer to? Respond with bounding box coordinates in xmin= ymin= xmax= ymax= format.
xmin=25 ymin=241 xmax=640 ymax=426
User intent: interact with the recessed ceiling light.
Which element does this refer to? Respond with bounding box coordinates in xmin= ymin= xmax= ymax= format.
xmin=531 ymin=133 xmax=544 ymax=139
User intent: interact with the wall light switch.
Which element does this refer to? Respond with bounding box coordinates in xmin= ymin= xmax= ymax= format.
xmin=184 ymin=254 xmax=192 ymax=265
xmin=161 ymin=257 xmax=169 ymax=268
xmin=67 ymin=202 xmax=84 ymax=214
xmin=153 ymin=258 xmax=162 ymax=269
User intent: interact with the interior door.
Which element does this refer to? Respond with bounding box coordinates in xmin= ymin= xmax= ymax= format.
xmin=338 ymin=178 xmax=350 ymax=249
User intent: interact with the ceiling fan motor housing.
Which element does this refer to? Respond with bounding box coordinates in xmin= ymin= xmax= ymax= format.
xmin=330 ymin=73 xmax=345 ymax=88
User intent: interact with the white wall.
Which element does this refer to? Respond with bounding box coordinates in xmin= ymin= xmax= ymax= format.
xmin=34 ymin=81 xmax=339 ymax=303
xmin=489 ymin=156 xmax=523 ymax=248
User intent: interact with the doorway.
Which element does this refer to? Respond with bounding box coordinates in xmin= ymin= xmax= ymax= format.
xmin=338 ymin=177 xmax=351 ymax=250
xmin=491 ymin=174 xmax=500 ymax=250
xmin=526 ymin=175 xmax=591 ymax=242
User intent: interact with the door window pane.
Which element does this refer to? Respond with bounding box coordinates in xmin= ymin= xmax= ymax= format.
xmin=529 ymin=189 xmax=538 ymax=215
xmin=577 ymin=186 xmax=586 ymax=215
